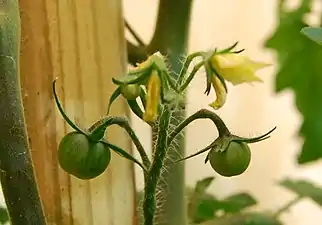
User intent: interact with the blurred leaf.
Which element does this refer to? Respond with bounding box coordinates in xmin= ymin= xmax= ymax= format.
xmin=265 ymin=0 xmax=322 ymax=164
xmin=195 ymin=177 xmax=215 ymax=193
xmin=0 ymin=207 xmax=9 ymax=224
xmin=279 ymin=178 xmax=322 ymax=206
xmin=199 ymin=212 xmax=282 ymax=225
xmin=187 ymin=178 xmax=258 ymax=224
xmin=301 ymin=27 xmax=322 ymax=45
xmin=188 ymin=178 xmax=221 ymax=223
xmin=192 ymin=195 xmax=221 ymax=223
xmin=220 ymin=193 xmax=257 ymax=213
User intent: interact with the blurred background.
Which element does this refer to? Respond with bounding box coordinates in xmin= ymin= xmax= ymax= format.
xmin=124 ymin=0 xmax=322 ymax=224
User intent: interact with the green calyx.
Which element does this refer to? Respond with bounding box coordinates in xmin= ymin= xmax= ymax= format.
xmin=171 ymin=107 xmax=276 ymax=177
xmin=107 ymin=52 xmax=180 ymax=123
xmin=112 ymin=52 xmax=169 ymax=87
xmin=206 ymin=127 xmax=276 ymax=177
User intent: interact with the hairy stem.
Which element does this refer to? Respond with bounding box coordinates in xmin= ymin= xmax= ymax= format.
xmin=143 ymin=107 xmax=171 ymax=225
xmin=147 ymin=1 xmax=194 ymax=224
xmin=106 ymin=117 xmax=150 ymax=171
xmin=0 ymin=1 xmax=46 ymax=224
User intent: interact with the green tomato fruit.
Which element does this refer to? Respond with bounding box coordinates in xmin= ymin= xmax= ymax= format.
xmin=58 ymin=131 xmax=111 ymax=179
xmin=120 ymin=84 xmax=141 ymax=100
xmin=208 ymin=141 xmax=251 ymax=177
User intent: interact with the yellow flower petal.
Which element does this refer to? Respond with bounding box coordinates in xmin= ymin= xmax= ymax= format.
xmin=143 ymin=70 xmax=161 ymax=122
xmin=209 ymin=75 xmax=227 ymax=110
xmin=211 ymin=53 xmax=271 ymax=85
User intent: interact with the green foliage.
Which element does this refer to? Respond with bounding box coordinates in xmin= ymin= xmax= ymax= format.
xmin=186 ymin=177 xmax=322 ymax=224
xmin=187 ymin=177 xmax=257 ymax=223
xmin=279 ymin=178 xmax=322 ymax=206
xmin=265 ymin=0 xmax=322 ymax=164
xmin=186 ymin=177 xmax=283 ymax=225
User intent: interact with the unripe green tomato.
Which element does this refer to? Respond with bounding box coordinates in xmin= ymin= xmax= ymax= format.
xmin=120 ymin=84 xmax=141 ymax=100
xmin=208 ymin=141 xmax=251 ymax=177
xmin=58 ymin=131 xmax=111 ymax=179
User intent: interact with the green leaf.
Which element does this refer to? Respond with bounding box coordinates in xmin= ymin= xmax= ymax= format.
xmin=112 ymin=67 xmax=151 ymax=85
xmin=103 ymin=141 xmax=147 ymax=172
xmin=264 ymin=0 xmax=322 ymax=164
xmin=220 ymin=193 xmax=257 ymax=213
xmin=187 ymin=179 xmax=257 ymax=224
xmin=279 ymin=178 xmax=322 ymax=206
xmin=195 ymin=176 xmax=215 ymax=193
xmin=301 ymin=27 xmax=322 ymax=45
xmin=188 ymin=180 xmax=220 ymax=223
xmin=194 ymin=197 xmax=220 ymax=223
xmin=106 ymin=87 xmax=121 ymax=114
xmin=127 ymin=99 xmax=144 ymax=120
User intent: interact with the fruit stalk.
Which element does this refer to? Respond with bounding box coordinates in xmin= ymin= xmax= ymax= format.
xmin=143 ymin=107 xmax=171 ymax=225
xmin=0 ymin=1 xmax=46 ymax=224
xmin=168 ymin=109 xmax=229 ymax=146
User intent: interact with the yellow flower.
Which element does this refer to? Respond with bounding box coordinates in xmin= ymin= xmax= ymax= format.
xmin=209 ymin=75 xmax=227 ymax=110
xmin=143 ymin=70 xmax=161 ymax=122
xmin=210 ymin=53 xmax=271 ymax=85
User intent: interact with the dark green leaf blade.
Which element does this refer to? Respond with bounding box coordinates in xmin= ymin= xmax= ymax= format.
xmin=187 ymin=182 xmax=222 ymax=224
xmin=106 ymin=87 xmax=121 ymax=114
xmin=264 ymin=2 xmax=322 ymax=164
xmin=220 ymin=193 xmax=257 ymax=213
xmin=194 ymin=196 xmax=220 ymax=223
xmin=103 ymin=141 xmax=147 ymax=172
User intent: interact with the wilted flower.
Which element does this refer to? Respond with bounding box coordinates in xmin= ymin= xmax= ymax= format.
xmin=208 ymin=75 xmax=227 ymax=109
xmin=143 ymin=70 xmax=161 ymax=122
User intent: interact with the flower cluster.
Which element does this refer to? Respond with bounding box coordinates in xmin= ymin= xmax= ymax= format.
xmin=108 ymin=43 xmax=270 ymax=122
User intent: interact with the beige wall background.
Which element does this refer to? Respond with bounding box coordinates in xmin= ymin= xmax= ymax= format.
xmin=124 ymin=0 xmax=322 ymax=225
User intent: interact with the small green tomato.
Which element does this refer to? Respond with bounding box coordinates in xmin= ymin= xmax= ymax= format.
xmin=208 ymin=141 xmax=251 ymax=177
xmin=58 ymin=131 xmax=111 ymax=179
xmin=120 ymin=84 xmax=141 ymax=100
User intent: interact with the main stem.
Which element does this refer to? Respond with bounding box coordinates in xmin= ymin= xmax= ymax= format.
xmin=148 ymin=1 xmax=193 ymax=224
xmin=143 ymin=107 xmax=171 ymax=225
xmin=0 ymin=1 xmax=46 ymax=224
